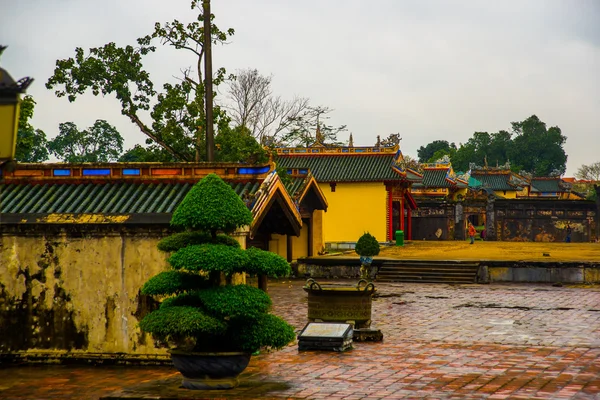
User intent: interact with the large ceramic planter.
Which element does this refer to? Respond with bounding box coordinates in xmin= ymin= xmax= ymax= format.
xmin=170 ymin=350 xmax=252 ymax=390
xmin=303 ymin=279 xmax=376 ymax=329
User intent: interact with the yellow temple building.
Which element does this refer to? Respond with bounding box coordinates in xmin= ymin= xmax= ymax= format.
xmin=276 ymin=133 xmax=422 ymax=250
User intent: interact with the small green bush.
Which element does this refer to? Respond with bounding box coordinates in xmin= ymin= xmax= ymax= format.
xmin=139 ymin=173 xmax=295 ymax=354
xmin=355 ymin=232 xmax=380 ymax=257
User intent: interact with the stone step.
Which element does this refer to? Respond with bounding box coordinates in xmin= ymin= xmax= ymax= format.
xmin=377 ymin=261 xmax=479 ymax=283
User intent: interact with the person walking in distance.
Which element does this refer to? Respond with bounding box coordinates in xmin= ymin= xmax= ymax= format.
xmin=468 ymin=222 xmax=477 ymax=245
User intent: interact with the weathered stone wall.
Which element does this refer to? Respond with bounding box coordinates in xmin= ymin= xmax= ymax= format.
xmin=0 ymin=228 xmax=170 ymax=359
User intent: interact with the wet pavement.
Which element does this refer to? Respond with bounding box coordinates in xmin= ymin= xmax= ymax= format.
xmin=1 ymin=279 xmax=599 ymax=399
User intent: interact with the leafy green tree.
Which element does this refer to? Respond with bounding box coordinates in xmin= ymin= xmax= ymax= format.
xmin=417 ymin=140 xmax=455 ymax=163
xmin=46 ymin=0 xmax=234 ymax=161
xmin=215 ymin=125 xmax=268 ymax=164
xmin=118 ymin=143 xmax=176 ymax=162
xmin=14 ymin=95 xmax=49 ymax=162
xmin=451 ymin=131 xmax=514 ymax=172
xmin=48 ymin=120 xmax=124 ymax=162
xmin=510 ymin=115 xmax=567 ymax=176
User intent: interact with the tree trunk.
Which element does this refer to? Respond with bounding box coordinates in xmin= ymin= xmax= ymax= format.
xmin=203 ymin=0 xmax=214 ymax=162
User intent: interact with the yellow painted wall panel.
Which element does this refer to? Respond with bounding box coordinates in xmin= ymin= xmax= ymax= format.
xmin=291 ymin=223 xmax=309 ymax=260
xmin=318 ymin=182 xmax=387 ymax=243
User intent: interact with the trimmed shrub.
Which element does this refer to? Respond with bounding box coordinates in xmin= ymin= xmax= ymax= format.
xmin=355 ymin=232 xmax=380 ymax=257
xmin=139 ymin=173 xmax=295 ymax=353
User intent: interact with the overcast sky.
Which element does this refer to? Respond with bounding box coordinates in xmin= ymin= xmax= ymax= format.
xmin=2 ymin=0 xmax=599 ymax=175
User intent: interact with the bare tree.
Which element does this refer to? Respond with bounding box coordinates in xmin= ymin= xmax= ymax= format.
xmin=225 ymin=69 xmax=310 ymax=144
xmin=575 ymin=162 xmax=600 ymax=182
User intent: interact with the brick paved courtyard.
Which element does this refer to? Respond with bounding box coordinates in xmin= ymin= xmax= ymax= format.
xmin=1 ymin=279 xmax=599 ymax=399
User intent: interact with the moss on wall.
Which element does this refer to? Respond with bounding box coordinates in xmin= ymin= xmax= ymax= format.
xmin=0 ymin=232 xmax=169 ymax=356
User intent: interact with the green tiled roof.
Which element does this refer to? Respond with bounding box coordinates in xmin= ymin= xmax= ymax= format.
xmin=470 ymin=173 xmax=516 ymax=191
xmin=0 ymin=181 xmax=262 ymax=214
xmin=413 ymin=169 xmax=452 ymax=188
xmin=285 ymin=177 xmax=308 ymax=199
xmin=277 ymin=154 xmax=418 ymax=182
xmin=530 ymin=178 xmax=561 ymax=193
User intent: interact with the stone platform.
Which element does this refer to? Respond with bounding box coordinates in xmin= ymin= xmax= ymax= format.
xmin=1 ymin=279 xmax=599 ymax=399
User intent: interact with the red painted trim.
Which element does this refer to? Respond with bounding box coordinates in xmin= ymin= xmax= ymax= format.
xmin=387 ymin=187 xmax=393 ymax=241
xmin=407 ymin=207 xmax=412 ymax=240
xmin=400 ymin=191 xmax=405 ymax=231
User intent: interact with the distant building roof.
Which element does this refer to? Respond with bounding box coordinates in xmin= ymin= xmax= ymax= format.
xmin=276 ymin=145 xmax=422 ymax=183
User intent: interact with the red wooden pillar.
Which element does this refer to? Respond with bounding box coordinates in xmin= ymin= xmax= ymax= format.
xmin=387 ymin=185 xmax=393 ymax=241
xmin=400 ymin=189 xmax=405 ymax=232
xmin=407 ymin=203 xmax=412 ymax=240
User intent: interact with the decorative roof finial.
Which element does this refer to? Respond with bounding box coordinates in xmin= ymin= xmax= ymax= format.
xmin=314 ymin=122 xmax=324 ymax=145
xmin=348 ymin=133 xmax=354 ymax=147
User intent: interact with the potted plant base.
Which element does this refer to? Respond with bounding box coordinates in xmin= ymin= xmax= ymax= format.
xmin=170 ymin=351 xmax=252 ymax=390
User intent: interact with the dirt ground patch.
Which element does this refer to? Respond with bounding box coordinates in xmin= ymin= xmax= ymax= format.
xmin=364 ymin=241 xmax=600 ymax=262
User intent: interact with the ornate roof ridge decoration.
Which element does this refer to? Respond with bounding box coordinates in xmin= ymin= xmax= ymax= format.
xmin=276 ymin=144 xmax=400 ymax=156
xmin=1 ymin=161 xmax=275 ymax=183
xmin=391 ymin=148 xmax=424 ymax=179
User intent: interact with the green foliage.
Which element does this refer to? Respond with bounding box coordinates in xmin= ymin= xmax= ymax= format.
xmin=275 ymin=164 xmax=293 ymax=187
xmin=215 ymin=125 xmax=269 ymax=163
xmin=245 ymin=247 xmax=291 ymax=277
xmin=355 ymin=232 xmax=380 ymax=257
xmin=48 ymin=120 xmax=124 ymax=162
xmin=139 ymin=306 xmax=226 ymax=340
xmin=227 ymin=314 xmax=296 ymax=353
xmin=168 ymin=244 xmax=248 ymax=275
xmin=417 ymin=140 xmax=455 ymax=163
xmin=195 ymin=285 xmax=272 ymax=320
xmin=141 ymin=271 xmax=209 ymax=296
xmin=446 ymin=116 xmax=567 ymax=176
xmin=118 ymin=144 xmax=176 ymax=162
xmin=45 ymin=2 xmax=235 ymax=161
xmin=510 ymin=115 xmax=567 ymax=176
xmin=171 ymin=174 xmax=253 ymax=233
xmin=15 ymin=95 xmax=49 ymax=162
xmin=158 ymin=231 xmax=239 ymax=252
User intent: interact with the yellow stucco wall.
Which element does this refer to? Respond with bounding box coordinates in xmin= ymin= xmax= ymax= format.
xmin=318 ymin=182 xmax=387 ymax=243
xmin=494 ymin=190 xmax=518 ymax=199
xmin=291 ymin=222 xmax=309 ymax=260
xmin=312 ymin=210 xmax=324 ymax=255
xmin=269 ymin=234 xmax=287 ymax=258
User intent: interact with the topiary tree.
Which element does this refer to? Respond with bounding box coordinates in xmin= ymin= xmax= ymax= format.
xmin=139 ymin=173 xmax=296 ymax=354
xmin=355 ymin=232 xmax=380 ymax=280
